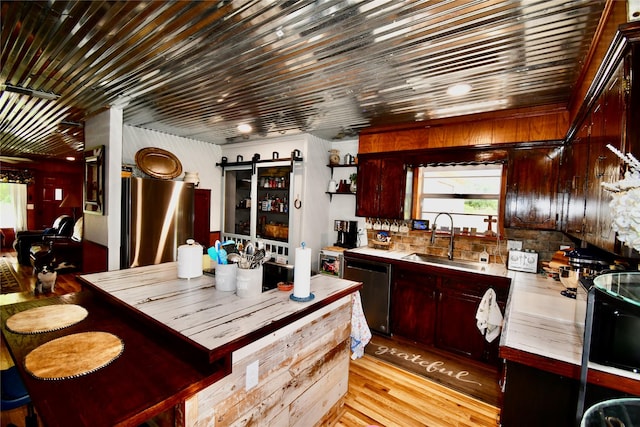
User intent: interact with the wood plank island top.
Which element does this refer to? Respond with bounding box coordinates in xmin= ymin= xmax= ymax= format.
xmin=1 ymin=291 xmax=228 ymax=427
xmin=78 ymin=262 xmax=362 ymax=364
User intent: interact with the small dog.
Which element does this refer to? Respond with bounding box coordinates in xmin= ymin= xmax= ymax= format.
xmin=33 ymin=255 xmax=57 ymax=295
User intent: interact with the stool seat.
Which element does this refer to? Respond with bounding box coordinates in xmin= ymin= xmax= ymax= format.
xmin=1 ymin=366 xmax=30 ymax=410
xmin=1 ymin=366 xmax=38 ymax=427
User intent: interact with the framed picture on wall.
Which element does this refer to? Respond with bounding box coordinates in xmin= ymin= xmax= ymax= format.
xmin=84 ymin=145 xmax=105 ymax=215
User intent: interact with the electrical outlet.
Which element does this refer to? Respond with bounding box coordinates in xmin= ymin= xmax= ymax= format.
xmin=246 ymin=360 xmax=259 ymax=390
xmin=507 ymin=240 xmax=522 ymax=251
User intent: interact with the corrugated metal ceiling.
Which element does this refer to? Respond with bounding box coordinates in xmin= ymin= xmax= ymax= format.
xmin=1 ymin=0 xmax=606 ymax=159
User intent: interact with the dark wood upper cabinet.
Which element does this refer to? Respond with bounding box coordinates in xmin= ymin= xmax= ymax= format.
xmin=563 ymin=23 xmax=638 ymax=256
xmin=504 ymin=145 xmax=561 ymax=230
xmin=583 ymin=64 xmax=625 ymax=252
xmin=562 ymin=122 xmax=590 ymax=237
xmin=355 ymin=154 xmax=406 ymax=219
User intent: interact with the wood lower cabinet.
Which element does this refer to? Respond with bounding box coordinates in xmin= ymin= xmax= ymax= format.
xmin=501 ymin=361 xmax=633 ymax=427
xmin=437 ymin=288 xmax=485 ymax=359
xmin=391 ymin=262 xmax=510 ymax=365
xmin=436 ymin=273 xmax=509 ymax=365
xmin=390 ymin=266 xmax=437 ymax=346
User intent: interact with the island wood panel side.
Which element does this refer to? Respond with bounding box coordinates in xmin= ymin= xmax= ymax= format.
xmin=181 ymin=298 xmax=352 ymax=426
xmin=358 ymin=109 xmax=568 ymax=154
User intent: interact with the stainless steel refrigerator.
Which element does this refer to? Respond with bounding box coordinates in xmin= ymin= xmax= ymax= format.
xmin=121 ymin=177 xmax=194 ymax=268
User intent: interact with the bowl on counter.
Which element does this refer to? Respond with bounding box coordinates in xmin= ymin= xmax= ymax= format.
xmin=277 ymin=282 xmax=294 ymax=291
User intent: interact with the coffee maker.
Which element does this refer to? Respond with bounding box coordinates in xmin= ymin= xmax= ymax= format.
xmin=335 ymin=220 xmax=358 ymax=248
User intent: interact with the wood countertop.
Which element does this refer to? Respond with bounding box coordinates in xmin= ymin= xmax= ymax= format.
xmin=500 ymin=270 xmax=640 ymax=395
xmin=1 ymin=263 xmax=362 ymax=426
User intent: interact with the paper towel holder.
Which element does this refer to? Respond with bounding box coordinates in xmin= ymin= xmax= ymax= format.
xmin=290 ymin=293 xmax=315 ymax=302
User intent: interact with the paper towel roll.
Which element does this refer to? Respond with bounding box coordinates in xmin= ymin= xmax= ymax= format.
xmin=177 ymin=239 xmax=203 ymax=279
xmin=293 ymin=246 xmax=312 ymax=298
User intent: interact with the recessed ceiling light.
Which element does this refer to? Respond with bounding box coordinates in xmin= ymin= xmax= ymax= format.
xmin=446 ymin=83 xmax=472 ymax=97
xmin=237 ymin=123 xmax=252 ymax=133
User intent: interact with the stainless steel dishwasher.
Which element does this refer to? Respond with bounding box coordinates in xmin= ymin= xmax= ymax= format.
xmin=343 ymin=256 xmax=391 ymax=334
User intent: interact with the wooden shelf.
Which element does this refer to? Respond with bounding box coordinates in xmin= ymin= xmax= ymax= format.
xmin=327 ymin=163 xmax=357 ymax=178
xmin=326 ymin=191 xmax=355 ymax=201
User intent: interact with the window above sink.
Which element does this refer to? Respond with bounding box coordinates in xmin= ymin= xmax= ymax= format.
xmin=415 ymin=164 xmax=503 ymax=235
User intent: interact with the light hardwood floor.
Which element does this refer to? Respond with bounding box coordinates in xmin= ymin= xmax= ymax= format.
xmin=339 ymin=355 xmax=500 ymax=427
xmin=0 ymin=251 xmax=500 ymax=427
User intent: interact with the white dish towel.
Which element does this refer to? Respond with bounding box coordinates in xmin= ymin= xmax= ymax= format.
xmin=475 ymin=288 xmax=503 ymax=343
xmin=350 ymin=291 xmax=372 ymax=360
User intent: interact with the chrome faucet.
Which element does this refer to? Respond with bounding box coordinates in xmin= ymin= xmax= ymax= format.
xmin=431 ymin=212 xmax=454 ymax=260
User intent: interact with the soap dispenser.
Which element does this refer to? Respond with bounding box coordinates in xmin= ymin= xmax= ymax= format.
xmin=479 ymin=247 xmax=490 ymax=264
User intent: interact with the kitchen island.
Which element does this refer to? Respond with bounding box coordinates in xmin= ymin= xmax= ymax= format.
xmin=1 ymin=262 xmax=362 ymax=426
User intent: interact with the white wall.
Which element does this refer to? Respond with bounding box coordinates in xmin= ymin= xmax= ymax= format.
xmin=84 ymin=119 xmax=222 ymax=270
xmin=84 ymin=108 xmax=123 ymax=270
xmin=327 ymin=139 xmax=368 ymax=247
xmin=122 ymin=125 xmax=222 ymax=230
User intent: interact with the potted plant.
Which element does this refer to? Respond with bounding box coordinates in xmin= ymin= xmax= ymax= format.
xmin=349 ymin=173 xmax=357 ymax=193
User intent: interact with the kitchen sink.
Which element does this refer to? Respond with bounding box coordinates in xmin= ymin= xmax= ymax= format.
xmin=402 ymin=253 xmax=487 ymax=272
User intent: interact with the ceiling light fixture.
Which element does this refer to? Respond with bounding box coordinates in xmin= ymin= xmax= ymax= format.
xmin=237 ymin=123 xmax=252 ymax=134
xmin=446 ymin=83 xmax=472 ymax=97
xmin=2 ymin=84 xmax=60 ymax=100
xmin=432 ymin=99 xmax=508 ymax=116
xmin=60 ymin=120 xmax=83 ymax=127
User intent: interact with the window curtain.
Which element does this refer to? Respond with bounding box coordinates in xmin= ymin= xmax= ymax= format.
xmin=0 ymin=183 xmax=27 ymax=231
